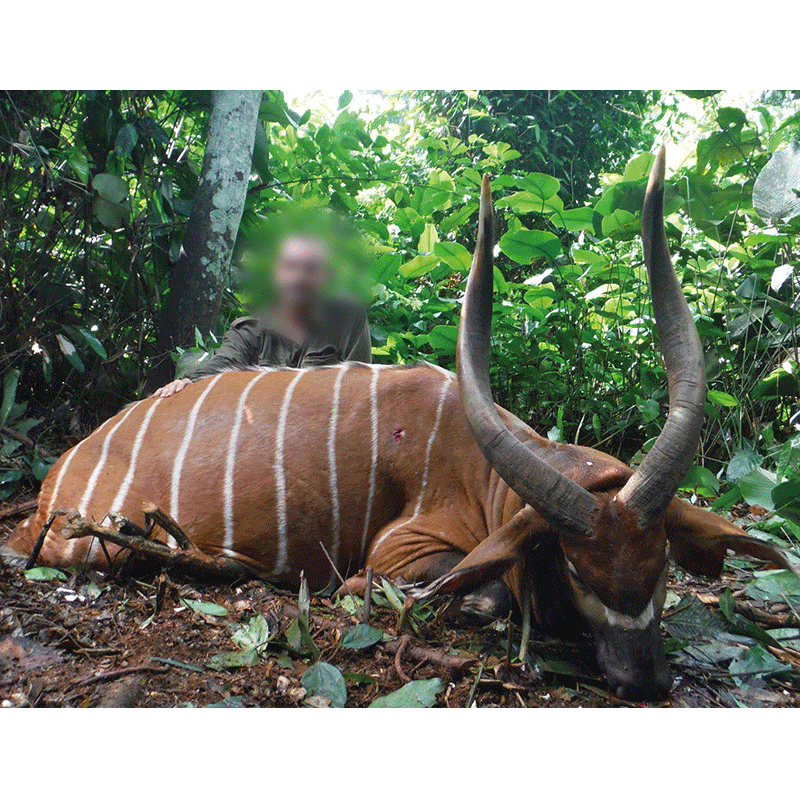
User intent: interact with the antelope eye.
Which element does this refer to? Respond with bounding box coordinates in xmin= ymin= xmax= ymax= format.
xmin=566 ymin=560 xmax=584 ymax=585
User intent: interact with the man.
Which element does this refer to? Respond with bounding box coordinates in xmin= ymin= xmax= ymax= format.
xmin=153 ymin=233 xmax=371 ymax=398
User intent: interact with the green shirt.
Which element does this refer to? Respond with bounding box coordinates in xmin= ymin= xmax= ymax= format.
xmin=187 ymin=297 xmax=372 ymax=381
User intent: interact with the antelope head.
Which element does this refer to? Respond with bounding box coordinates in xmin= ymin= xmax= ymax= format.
xmin=458 ymin=148 xmax=705 ymax=700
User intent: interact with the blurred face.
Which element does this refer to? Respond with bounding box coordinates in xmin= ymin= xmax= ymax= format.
xmin=273 ymin=236 xmax=330 ymax=310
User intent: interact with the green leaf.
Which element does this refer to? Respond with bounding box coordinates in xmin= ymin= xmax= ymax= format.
xmin=231 ymin=613 xmax=273 ymax=654
xmin=205 ymin=649 xmax=260 ymax=671
xmin=0 ymin=469 xmax=23 ymax=486
xmin=662 ymin=595 xmax=727 ymax=640
xmin=67 ymin=149 xmax=90 ymax=184
xmin=738 ymin=467 xmax=778 ymax=510
xmin=572 ymin=248 xmax=609 ymax=267
xmin=77 ymin=328 xmax=108 ymax=359
xmin=338 ymin=90 xmax=353 ymax=110
xmin=745 ymin=570 xmax=800 ymax=606
xmin=499 ymin=228 xmax=561 ymax=264
xmin=25 ymin=567 xmax=67 ymax=582
xmin=729 ymin=644 xmax=791 ymax=688
xmin=374 ymin=253 xmax=402 ymax=285
xmin=680 ymin=465 xmax=720 ymax=496
xmin=601 ymin=208 xmax=639 ymax=239
xmin=499 ymin=190 xmax=563 ymax=215
xmin=55 ymin=334 xmax=85 ymax=373
xmin=92 ymin=173 xmax=129 ymax=203
xmin=32 ymin=456 xmax=56 ymax=482
xmin=1 ymin=368 xmax=20 ymax=426
xmin=727 ymin=448 xmax=762 ymax=483
xmin=114 ymin=124 xmax=138 ymax=156
xmin=180 ymin=598 xmax=228 ymax=617
xmin=707 ymin=389 xmax=739 ymax=408
xmin=772 ymin=478 xmax=800 ymax=525
xmin=433 ymin=241 xmax=471 ymax=273
xmin=622 ymin=152 xmax=655 ymax=182
xmin=400 ymin=254 xmax=438 ymax=279
xmin=340 ymin=624 xmax=384 ymax=650
xmin=369 ymin=677 xmax=443 ymax=708
xmin=92 ymin=196 xmax=129 ymax=229
xmin=428 ymin=325 xmax=458 ymax=354
xmin=418 ymin=222 xmax=439 ymax=254
xmin=681 ymin=90 xmax=721 ymax=100
xmin=379 ymin=577 xmax=405 ymax=613
xmin=301 ymin=662 xmax=347 ymax=708
xmin=551 ymin=207 xmax=595 ymax=232
xmin=517 ymin=172 xmax=560 ymax=200
xmin=523 ymin=286 xmax=557 ymax=319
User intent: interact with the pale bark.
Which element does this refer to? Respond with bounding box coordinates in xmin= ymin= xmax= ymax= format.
xmin=151 ymin=90 xmax=261 ymax=386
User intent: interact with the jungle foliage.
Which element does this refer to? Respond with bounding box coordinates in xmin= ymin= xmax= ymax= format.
xmin=1 ymin=89 xmax=799 ymax=557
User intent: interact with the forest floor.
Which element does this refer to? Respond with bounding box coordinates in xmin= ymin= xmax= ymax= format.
xmin=2 ymin=493 xmax=799 ymax=709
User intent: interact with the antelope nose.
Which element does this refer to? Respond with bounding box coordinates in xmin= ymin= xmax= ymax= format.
xmin=607 ymin=665 xmax=672 ymax=702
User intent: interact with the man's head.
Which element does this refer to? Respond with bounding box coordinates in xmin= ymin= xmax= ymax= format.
xmin=272 ymin=234 xmax=331 ymax=312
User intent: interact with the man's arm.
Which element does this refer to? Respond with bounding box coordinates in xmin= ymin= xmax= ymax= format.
xmin=343 ymin=308 xmax=372 ymax=364
xmin=153 ymin=319 xmax=259 ymax=397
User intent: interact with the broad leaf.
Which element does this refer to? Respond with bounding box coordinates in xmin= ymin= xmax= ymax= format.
xmin=738 ymin=468 xmax=778 ymax=510
xmin=499 ymin=228 xmax=561 ymax=264
xmin=1 ymin=368 xmax=20 ymax=426
xmin=340 ymin=624 xmax=384 ymax=650
xmin=92 ymin=173 xmax=129 ymax=203
xmin=428 ymin=325 xmax=457 ymax=354
xmin=78 ymin=328 xmax=108 ymax=359
xmin=205 ymin=649 xmax=260 ymax=671
xmin=181 ymin=598 xmax=228 ymax=617
xmin=55 ymin=334 xmax=85 ymax=373
xmin=25 ymin=567 xmax=67 ymax=582
xmin=301 ymin=662 xmax=347 ymax=708
xmin=369 ymin=678 xmax=443 ymax=708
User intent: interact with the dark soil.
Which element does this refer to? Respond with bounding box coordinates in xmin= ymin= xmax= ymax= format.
xmin=2 ymin=493 xmax=799 ymax=708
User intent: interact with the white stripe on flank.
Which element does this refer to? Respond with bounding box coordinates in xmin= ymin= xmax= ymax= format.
xmin=46 ymin=417 xmax=116 ymax=558
xmin=370 ymin=375 xmax=452 ymax=554
xmin=110 ymin=399 xmax=163 ymax=515
xmin=45 ymin=417 xmax=111 ymax=515
xmin=273 ymin=370 xmax=306 ymax=576
xmin=170 ymin=373 xmax=225 ymax=522
xmin=327 ymin=365 xmax=350 ymax=570
xmin=360 ymin=366 xmax=380 ymax=559
xmin=223 ymin=371 xmax=268 ymax=551
xmin=78 ymin=404 xmax=140 ymax=516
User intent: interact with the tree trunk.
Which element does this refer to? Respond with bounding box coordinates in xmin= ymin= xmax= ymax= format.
xmin=148 ymin=90 xmax=261 ymax=390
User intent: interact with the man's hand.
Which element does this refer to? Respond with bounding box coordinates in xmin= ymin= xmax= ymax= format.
xmin=152 ymin=378 xmax=192 ymax=398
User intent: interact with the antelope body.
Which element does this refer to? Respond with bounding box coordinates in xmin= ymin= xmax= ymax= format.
xmin=5 ymin=150 xmax=795 ymax=700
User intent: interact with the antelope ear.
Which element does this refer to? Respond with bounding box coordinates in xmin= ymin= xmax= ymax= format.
xmin=666 ymin=498 xmax=798 ymax=578
xmin=411 ymin=506 xmax=545 ymax=600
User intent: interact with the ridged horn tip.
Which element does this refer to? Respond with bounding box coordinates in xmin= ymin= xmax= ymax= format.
xmin=480 ymin=174 xmax=492 ymax=211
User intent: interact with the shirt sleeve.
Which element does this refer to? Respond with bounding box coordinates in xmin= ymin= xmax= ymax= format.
xmin=342 ymin=308 xmax=373 ymax=364
xmin=184 ymin=321 xmax=260 ymax=381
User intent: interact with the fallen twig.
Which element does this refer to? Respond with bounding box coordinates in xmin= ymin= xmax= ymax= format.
xmin=142 ymin=502 xmax=191 ymax=550
xmin=73 ymin=662 xmax=169 ymax=688
xmin=0 ymin=498 xmax=38 ymax=521
xmin=394 ymin=634 xmax=412 ymax=683
xmin=363 ymin=565 xmax=373 ymax=624
xmin=694 ymin=592 xmax=798 ymax=628
xmin=62 ymin=515 xmax=250 ymax=581
xmin=382 ymin=636 xmax=475 ymax=673
xmin=466 ymin=654 xmax=487 ymax=708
